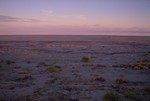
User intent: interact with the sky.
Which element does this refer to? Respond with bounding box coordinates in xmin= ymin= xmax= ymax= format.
xmin=0 ymin=0 xmax=150 ymax=35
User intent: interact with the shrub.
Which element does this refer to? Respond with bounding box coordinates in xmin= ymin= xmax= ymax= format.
xmin=82 ymin=55 xmax=91 ymax=62
xmin=104 ymin=91 xmax=120 ymax=101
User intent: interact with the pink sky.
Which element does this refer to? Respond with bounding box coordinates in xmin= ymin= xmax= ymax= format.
xmin=0 ymin=0 xmax=150 ymax=35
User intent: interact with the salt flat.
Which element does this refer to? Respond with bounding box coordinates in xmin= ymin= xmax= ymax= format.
xmin=0 ymin=35 xmax=150 ymax=101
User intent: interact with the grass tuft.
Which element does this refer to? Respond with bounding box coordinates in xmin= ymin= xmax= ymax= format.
xmin=104 ymin=91 xmax=120 ymax=101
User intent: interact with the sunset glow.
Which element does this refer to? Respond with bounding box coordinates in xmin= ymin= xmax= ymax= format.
xmin=0 ymin=0 xmax=150 ymax=35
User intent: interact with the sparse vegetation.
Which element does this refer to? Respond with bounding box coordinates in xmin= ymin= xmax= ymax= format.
xmin=14 ymin=66 xmax=21 ymax=69
xmin=95 ymin=76 xmax=105 ymax=82
xmin=132 ymin=81 xmax=143 ymax=85
xmin=134 ymin=64 xmax=143 ymax=70
xmin=16 ymin=75 xmax=32 ymax=81
xmin=96 ymin=64 xmax=106 ymax=67
xmin=46 ymin=65 xmax=62 ymax=72
xmin=23 ymin=75 xmax=32 ymax=80
xmin=143 ymin=87 xmax=150 ymax=94
xmin=104 ymin=91 xmax=120 ymax=101
xmin=125 ymin=92 xmax=137 ymax=100
xmin=141 ymin=59 xmax=149 ymax=63
xmin=37 ymin=62 xmax=48 ymax=67
xmin=6 ymin=60 xmax=15 ymax=65
xmin=45 ymin=80 xmax=53 ymax=85
xmin=34 ymin=87 xmax=43 ymax=97
xmin=82 ymin=55 xmax=91 ymax=62
xmin=17 ymin=95 xmax=33 ymax=101
xmin=64 ymin=86 xmax=73 ymax=91
xmin=27 ymin=61 xmax=31 ymax=64
xmin=124 ymin=91 xmax=146 ymax=101
xmin=116 ymin=76 xmax=128 ymax=84
xmin=112 ymin=64 xmax=120 ymax=68
xmin=122 ymin=87 xmax=139 ymax=92
xmin=112 ymin=59 xmax=150 ymax=70
xmin=45 ymin=78 xmax=58 ymax=84
xmin=19 ymin=69 xmax=30 ymax=74
xmin=0 ymin=60 xmax=4 ymax=63
xmin=91 ymin=64 xmax=106 ymax=70
xmin=112 ymin=64 xmax=131 ymax=68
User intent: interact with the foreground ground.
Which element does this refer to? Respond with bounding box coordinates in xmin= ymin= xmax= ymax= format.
xmin=0 ymin=36 xmax=150 ymax=101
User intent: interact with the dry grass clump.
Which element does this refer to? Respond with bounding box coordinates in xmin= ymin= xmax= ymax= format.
xmin=82 ymin=55 xmax=92 ymax=62
xmin=112 ymin=64 xmax=132 ymax=68
xmin=64 ymin=86 xmax=73 ymax=91
xmin=92 ymin=64 xmax=106 ymax=70
xmin=14 ymin=66 xmax=21 ymax=69
xmin=64 ymin=85 xmax=78 ymax=92
xmin=47 ymin=92 xmax=71 ymax=101
xmin=6 ymin=60 xmax=15 ymax=65
xmin=131 ymin=59 xmax=150 ymax=70
xmin=46 ymin=65 xmax=62 ymax=72
xmin=132 ymin=59 xmax=150 ymax=70
xmin=134 ymin=64 xmax=144 ymax=70
xmin=124 ymin=92 xmax=137 ymax=100
xmin=124 ymin=91 xmax=146 ymax=101
xmin=95 ymin=76 xmax=105 ymax=82
xmin=0 ymin=60 xmax=4 ymax=63
xmin=16 ymin=95 xmax=33 ymax=101
xmin=22 ymin=75 xmax=32 ymax=80
xmin=16 ymin=75 xmax=32 ymax=81
xmin=116 ymin=75 xmax=128 ymax=84
xmin=143 ymin=87 xmax=150 ymax=94
xmin=45 ymin=78 xmax=58 ymax=85
xmin=19 ymin=69 xmax=30 ymax=74
xmin=116 ymin=78 xmax=128 ymax=84
xmin=121 ymin=87 xmax=140 ymax=93
xmin=27 ymin=61 xmax=31 ymax=64
xmin=104 ymin=91 xmax=120 ymax=101
xmin=96 ymin=64 xmax=106 ymax=67
xmin=112 ymin=60 xmax=150 ymax=70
